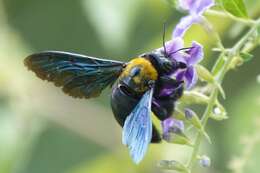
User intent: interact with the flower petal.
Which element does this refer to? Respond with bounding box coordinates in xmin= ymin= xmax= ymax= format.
xmin=178 ymin=0 xmax=196 ymax=11
xmin=193 ymin=0 xmax=214 ymax=15
xmin=165 ymin=38 xmax=187 ymax=63
xmin=178 ymin=0 xmax=214 ymax=15
xmin=184 ymin=66 xmax=198 ymax=90
xmin=173 ymin=15 xmax=201 ymax=38
xmin=165 ymin=38 xmax=184 ymax=54
xmin=186 ymin=41 xmax=204 ymax=65
xmin=175 ymin=70 xmax=186 ymax=81
xmin=162 ymin=117 xmax=184 ymax=135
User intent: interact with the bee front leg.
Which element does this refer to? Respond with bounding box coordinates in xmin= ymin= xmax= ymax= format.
xmin=152 ymin=99 xmax=175 ymax=121
xmin=157 ymin=75 xmax=184 ymax=100
xmin=152 ymin=76 xmax=184 ymax=121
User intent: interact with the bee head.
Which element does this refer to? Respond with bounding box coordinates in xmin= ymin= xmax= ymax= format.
xmin=120 ymin=58 xmax=158 ymax=93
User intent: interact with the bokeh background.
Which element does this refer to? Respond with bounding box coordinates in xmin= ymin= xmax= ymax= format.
xmin=0 ymin=0 xmax=260 ymax=173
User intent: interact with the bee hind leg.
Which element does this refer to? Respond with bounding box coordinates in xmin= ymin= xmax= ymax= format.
xmin=151 ymin=124 xmax=161 ymax=143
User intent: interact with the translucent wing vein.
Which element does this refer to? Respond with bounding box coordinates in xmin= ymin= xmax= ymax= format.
xmin=122 ymin=88 xmax=154 ymax=164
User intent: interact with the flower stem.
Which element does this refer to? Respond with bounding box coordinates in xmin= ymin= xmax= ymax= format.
xmin=187 ymin=88 xmax=218 ymax=170
xmin=206 ymin=9 xmax=257 ymax=26
xmin=187 ymin=18 xmax=260 ymax=171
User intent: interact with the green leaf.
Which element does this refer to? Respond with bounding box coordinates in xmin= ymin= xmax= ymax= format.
xmin=158 ymin=160 xmax=189 ymax=173
xmin=220 ymin=0 xmax=249 ymax=18
xmin=240 ymin=52 xmax=254 ymax=62
xmin=165 ymin=0 xmax=178 ymax=8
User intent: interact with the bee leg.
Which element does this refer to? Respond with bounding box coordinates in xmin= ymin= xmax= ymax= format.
xmin=151 ymin=124 xmax=162 ymax=143
xmin=152 ymin=76 xmax=184 ymax=121
xmin=152 ymin=99 xmax=174 ymax=121
xmin=157 ymin=76 xmax=184 ymax=100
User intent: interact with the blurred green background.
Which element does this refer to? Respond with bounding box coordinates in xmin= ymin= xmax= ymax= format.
xmin=0 ymin=0 xmax=260 ymax=173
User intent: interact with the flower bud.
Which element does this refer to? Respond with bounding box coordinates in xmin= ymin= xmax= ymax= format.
xmin=163 ymin=132 xmax=193 ymax=146
xmin=162 ymin=118 xmax=193 ymax=146
xmin=210 ymin=105 xmax=228 ymax=121
xmin=158 ymin=160 xmax=189 ymax=172
xmin=181 ymin=91 xmax=210 ymax=105
xmin=229 ymin=56 xmax=243 ymax=69
xmin=196 ymin=65 xmax=214 ymax=83
xmin=184 ymin=108 xmax=203 ymax=130
xmin=199 ymin=155 xmax=211 ymax=167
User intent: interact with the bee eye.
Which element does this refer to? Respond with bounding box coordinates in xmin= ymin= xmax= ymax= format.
xmin=130 ymin=67 xmax=141 ymax=77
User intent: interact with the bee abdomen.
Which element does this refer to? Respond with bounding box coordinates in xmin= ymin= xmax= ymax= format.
xmin=111 ymin=85 xmax=161 ymax=143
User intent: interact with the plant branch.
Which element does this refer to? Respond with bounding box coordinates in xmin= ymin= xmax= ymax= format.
xmin=206 ymin=9 xmax=257 ymax=26
xmin=187 ymin=17 xmax=260 ymax=171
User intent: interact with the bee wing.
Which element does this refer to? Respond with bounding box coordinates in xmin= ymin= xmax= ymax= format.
xmin=122 ymin=88 xmax=154 ymax=164
xmin=24 ymin=51 xmax=125 ymax=99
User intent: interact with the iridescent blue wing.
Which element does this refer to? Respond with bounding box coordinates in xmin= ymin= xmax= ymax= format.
xmin=122 ymin=88 xmax=154 ymax=164
xmin=24 ymin=51 xmax=125 ymax=98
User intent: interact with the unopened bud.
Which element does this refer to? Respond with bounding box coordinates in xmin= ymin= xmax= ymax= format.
xmin=158 ymin=160 xmax=189 ymax=172
xmin=213 ymin=107 xmax=221 ymax=115
xmin=196 ymin=65 xmax=214 ymax=83
xmin=181 ymin=91 xmax=210 ymax=105
xmin=229 ymin=56 xmax=243 ymax=69
xmin=163 ymin=130 xmax=193 ymax=147
xmin=184 ymin=108 xmax=193 ymax=119
xmin=211 ymin=105 xmax=228 ymax=121
xmin=184 ymin=108 xmax=202 ymax=130
xmin=199 ymin=155 xmax=211 ymax=167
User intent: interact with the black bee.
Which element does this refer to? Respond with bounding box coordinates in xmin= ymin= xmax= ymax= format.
xmin=24 ymin=46 xmax=187 ymax=163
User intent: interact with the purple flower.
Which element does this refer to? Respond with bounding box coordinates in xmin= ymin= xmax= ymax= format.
xmin=165 ymin=38 xmax=184 ymax=62
xmin=157 ymin=0 xmax=212 ymax=139
xmin=158 ymin=0 xmax=212 ymax=89
xmin=175 ymin=42 xmax=203 ymax=89
xmin=162 ymin=117 xmax=184 ymax=140
xmin=179 ymin=0 xmax=214 ymax=15
xmin=165 ymin=40 xmax=203 ymax=89
xmin=173 ymin=0 xmax=214 ymax=38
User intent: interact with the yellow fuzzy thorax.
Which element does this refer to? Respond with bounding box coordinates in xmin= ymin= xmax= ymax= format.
xmin=121 ymin=57 xmax=158 ymax=82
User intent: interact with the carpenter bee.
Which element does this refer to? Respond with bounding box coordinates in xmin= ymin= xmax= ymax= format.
xmin=24 ymin=43 xmax=190 ymax=164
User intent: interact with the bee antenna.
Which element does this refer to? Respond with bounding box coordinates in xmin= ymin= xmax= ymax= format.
xmin=168 ymin=46 xmax=194 ymax=57
xmin=162 ymin=22 xmax=168 ymax=57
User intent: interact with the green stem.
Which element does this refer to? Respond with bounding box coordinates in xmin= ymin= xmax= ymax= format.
xmin=187 ymin=89 xmax=218 ymax=169
xmin=187 ymin=18 xmax=260 ymax=171
xmin=206 ymin=9 xmax=257 ymax=26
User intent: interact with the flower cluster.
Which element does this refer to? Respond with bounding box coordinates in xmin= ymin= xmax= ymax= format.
xmin=161 ymin=0 xmax=214 ymax=141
